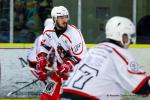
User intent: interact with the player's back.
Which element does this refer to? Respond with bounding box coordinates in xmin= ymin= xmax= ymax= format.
xmin=63 ymin=42 xmax=124 ymax=100
xmin=63 ymin=42 xmax=146 ymax=100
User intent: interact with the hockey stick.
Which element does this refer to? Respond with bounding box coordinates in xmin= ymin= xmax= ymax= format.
xmin=6 ymin=79 xmax=39 ymax=97
xmin=6 ymin=67 xmax=55 ymax=97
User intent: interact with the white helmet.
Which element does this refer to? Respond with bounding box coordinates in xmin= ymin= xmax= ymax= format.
xmin=51 ymin=6 xmax=69 ymax=20
xmin=105 ymin=16 xmax=136 ymax=48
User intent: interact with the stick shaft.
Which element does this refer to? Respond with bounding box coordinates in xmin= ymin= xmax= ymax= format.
xmin=7 ymin=68 xmax=55 ymax=96
xmin=9 ymin=79 xmax=39 ymax=96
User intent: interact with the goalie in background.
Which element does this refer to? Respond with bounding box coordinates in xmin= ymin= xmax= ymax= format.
xmin=28 ymin=6 xmax=86 ymax=100
xmin=61 ymin=16 xmax=150 ymax=100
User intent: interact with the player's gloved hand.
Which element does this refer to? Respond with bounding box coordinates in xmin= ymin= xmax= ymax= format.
xmin=37 ymin=71 xmax=47 ymax=82
xmin=36 ymin=52 xmax=48 ymax=82
xmin=56 ymin=57 xmax=78 ymax=80
xmin=37 ymin=52 xmax=48 ymax=73
xmin=57 ymin=59 xmax=74 ymax=73
xmin=57 ymin=56 xmax=80 ymax=79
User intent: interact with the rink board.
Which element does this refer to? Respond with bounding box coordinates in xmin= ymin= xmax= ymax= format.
xmin=0 ymin=98 xmax=39 ymax=100
xmin=1 ymin=43 xmax=150 ymax=48
xmin=0 ymin=43 xmax=150 ymax=100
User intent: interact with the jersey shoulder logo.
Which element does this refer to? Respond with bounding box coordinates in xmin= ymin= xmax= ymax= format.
xmin=127 ymin=61 xmax=146 ymax=74
xmin=73 ymin=43 xmax=81 ymax=53
xmin=129 ymin=61 xmax=139 ymax=72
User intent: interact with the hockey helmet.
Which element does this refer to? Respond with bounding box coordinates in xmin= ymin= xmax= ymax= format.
xmin=105 ymin=16 xmax=136 ymax=48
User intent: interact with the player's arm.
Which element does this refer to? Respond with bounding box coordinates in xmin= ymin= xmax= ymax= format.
xmin=132 ymin=76 xmax=150 ymax=95
xmin=36 ymin=21 xmax=56 ymax=71
xmin=70 ymin=27 xmax=86 ymax=59
xmin=111 ymin=50 xmax=150 ymax=95
xmin=62 ymin=27 xmax=86 ymax=72
xmin=35 ymin=34 xmax=54 ymax=82
xmin=56 ymin=28 xmax=86 ymax=79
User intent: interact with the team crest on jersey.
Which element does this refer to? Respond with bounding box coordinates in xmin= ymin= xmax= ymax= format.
xmin=73 ymin=43 xmax=81 ymax=53
xmin=128 ymin=61 xmax=139 ymax=72
xmin=43 ymin=80 xmax=57 ymax=95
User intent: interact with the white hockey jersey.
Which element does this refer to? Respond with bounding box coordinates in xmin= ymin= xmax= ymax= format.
xmin=41 ymin=24 xmax=87 ymax=64
xmin=28 ymin=21 xmax=86 ymax=64
xmin=63 ymin=42 xmax=147 ymax=100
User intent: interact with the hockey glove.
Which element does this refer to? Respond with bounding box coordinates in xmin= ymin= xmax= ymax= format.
xmin=37 ymin=71 xmax=47 ymax=82
xmin=57 ymin=57 xmax=80 ymax=80
xmin=36 ymin=52 xmax=48 ymax=82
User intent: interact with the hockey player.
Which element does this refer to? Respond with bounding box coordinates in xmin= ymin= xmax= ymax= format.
xmin=35 ymin=6 xmax=86 ymax=100
xmin=61 ymin=16 xmax=150 ymax=100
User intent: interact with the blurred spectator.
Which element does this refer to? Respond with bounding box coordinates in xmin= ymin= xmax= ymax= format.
xmin=37 ymin=0 xmax=53 ymax=24
xmin=24 ymin=0 xmax=42 ymax=35
xmin=14 ymin=0 xmax=26 ymax=31
xmin=15 ymin=20 xmax=36 ymax=43
xmin=0 ymin=18 xmax=9 ymax=42
xmin=0 ymin=18 xmax=9 ymax=31
xmin=0 ymin=0 xmax=53 ymax=43
xmin=14 ymin=0 xmax=41 ymax=42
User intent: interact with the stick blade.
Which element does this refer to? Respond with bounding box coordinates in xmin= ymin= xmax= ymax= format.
xmin=6 ymin=92 xmax=13 ymax=97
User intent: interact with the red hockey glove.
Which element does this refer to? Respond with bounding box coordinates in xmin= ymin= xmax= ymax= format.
xmin=56 ymin=56 xmax=80 ymax=80
xmin=36 ymin=52 xmax=48 ymax=82
xmin=56 ymin=58 xmax=77 ymax=80
xmin=37 ymin=71 xmax=47 ymax=82
xmin=59 ymin=56 xmax=80 ymax=72
xmin=57 ymin=60 xmax=74 ymax=74
xmin=37 ymin=52 xmax=48 ymax=73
